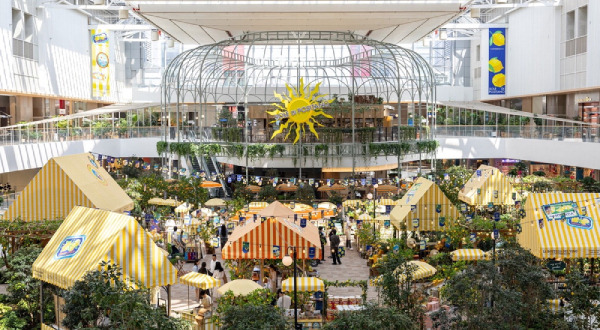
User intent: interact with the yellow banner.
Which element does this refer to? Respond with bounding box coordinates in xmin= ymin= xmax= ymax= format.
xmin=91 ymin=29 xmax=110 ymax=97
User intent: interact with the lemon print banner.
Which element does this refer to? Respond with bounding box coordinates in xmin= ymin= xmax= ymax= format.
xmin=91 ymin=29 xmax=110 ymax=97
xmin=488 ymin=28 xmax=506 ymax=95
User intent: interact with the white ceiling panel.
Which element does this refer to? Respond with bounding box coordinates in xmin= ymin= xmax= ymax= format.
xmin=127 ymin=0 xmax=467 ymax=45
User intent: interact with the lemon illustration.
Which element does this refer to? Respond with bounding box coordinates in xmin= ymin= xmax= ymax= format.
xmin=490 ymin=31 xmax=505 ymax=46
xmin=492 ymin=73 xmax=505 ymax=87
xmin=488 ymin=57 xmax=504 ymax=73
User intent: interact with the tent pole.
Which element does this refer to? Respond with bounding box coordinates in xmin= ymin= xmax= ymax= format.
xmin=187 ymin=286 xmax=190 ymax=310
xmin=167 ymin=284 xmax=172 ymax=316
xmin=40 ymin=281 xmax=44 ymax=325
xmin=260 ymin=259 xmax=264 ymax=284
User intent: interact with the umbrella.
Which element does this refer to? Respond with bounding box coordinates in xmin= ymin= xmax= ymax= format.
xmin=217 ymin=279 xmax=263 ymax=296
xmin=175 ymin=202 xmax=192 ymax=213
xmin=201 ymin=180 xmax=222 ymax=188
xmin=257 ymin=201 xmax=296 ymax=219
xmin=318 ymin=202 xmax=336 ymax=210
xmin=180 ymin=273 xmax=221 ymax=289
xmin=148 ymin=197 xmax=181 ymax=207
xmin=245 ymin=185 xmax=261 ymax=193
xmin=450 ymin=249 xmax=488 ymax=261
xmin=405 ymin=260 xmax=437 ymax=280
xmin=317 ymin=183 xmax=347 ymax=192
xmin=376 ymin=185 xmax=399 ymax=193
xmin=378 ymin=199 xmax=397 ymax=206
xmin=276 ymin=183 xmax=298 ymax=192
xmin=281 ymin=277 xmax=324 ymax=292
xmin=342 ymin=199 xmax=363 ymax=207
xmin=205 ymin=198 xmax=226 ymax=207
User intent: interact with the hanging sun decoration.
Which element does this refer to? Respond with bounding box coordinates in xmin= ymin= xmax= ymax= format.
xmin=268 ymin=78 xmax=333 ymax=144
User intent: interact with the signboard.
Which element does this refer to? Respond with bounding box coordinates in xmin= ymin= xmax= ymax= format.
xmin=546 ymin=260 xmax=566 ymax=271
xmin=55 ymin=235 xmax=86 ymax=260
xmin=488 ymin=28 xmax=506 ymax=95
xmin=268 ymin=78 xmax=334 ymax=144
xmin=542 ymin=201 xmax=593 ymax=230
xmin=91 ymin=29 xmax=110 ymax=97
xmin=419 ymin=240 xmax=426 ymax=251
xmin=412 ymin=218 xmax=419 ymax=229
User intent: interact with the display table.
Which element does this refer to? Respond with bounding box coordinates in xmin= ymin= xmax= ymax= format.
xmin=285 ymin=317 xmax=323 ymax=329
xmin=179 ymin=310 xmax=218 ymax=330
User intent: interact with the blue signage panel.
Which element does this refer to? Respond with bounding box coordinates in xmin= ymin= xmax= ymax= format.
xmin=488 ymin=28 xmax=506 ymax=95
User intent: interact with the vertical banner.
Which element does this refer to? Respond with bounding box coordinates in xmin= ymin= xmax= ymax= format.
xmin=91 ymin=29 xmax=110 ymax=97
xmin=488 ymin=28 xmax=506 ymax=95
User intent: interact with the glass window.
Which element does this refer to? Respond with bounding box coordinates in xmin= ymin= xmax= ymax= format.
xmin=578 ymin=6 xmax=587 ymax=37
xmin=566 ymin=10 xmax=575 ymax=40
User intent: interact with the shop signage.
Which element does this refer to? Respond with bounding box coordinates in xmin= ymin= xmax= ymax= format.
xmin=412 ymin=218 xmax=419 ymax=228
xmin=542 ymin=201 xmax=593 ymax=230
xmin=242 ymin=241 xmax=250 ymax=253
xmin=546 ymin=260 xmax=566 ymax=271
xmin=438 ymin=217 xmax=446 ymax=227
xmin=494 ymin=212 xmax=500 ymax=222
xmin=470 ymin=233 xmax=477 ymax=243
xmin=493 ymin=229 xmax=499 ymax=240
xmin=488 ymin=28 xmax=506 ymax=95
xmin=272 ymin=245 xmax=281 ymax=258
xmin=300 ymin=218 xmax=307 ymax=228
xmin=393 ymin=245 xmax=400 ymax=253
xmin=384 ymin=220 xmax=390 ymax=228
xmin=55 ymin=235 xmax=86 ymax=260
xmin=436 ymin=204 xmax=442 ymax=213
xmin=268 ymin=78 xmax=334 ymax=143
xmin=308 ymin=247 xmax=316 ymax=259
xmin=419 ymin=240 xmax=426 ymax=251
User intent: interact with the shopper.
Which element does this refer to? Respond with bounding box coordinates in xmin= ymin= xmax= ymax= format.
xmin=198 ymin=262 xmax=212 ymax=276
xmin=268 ymin=264 xmax=280 ymax=294
xmin=330 ymin=229 xmax=341 ymax=265
xmin=192 ymin=260 xmax=200 ymax=273
xmin=319 ymin=227 xmax=326 ymax=262
xmin=276 ymin=289 xmax=292 ymax=310
xmin=209 ymin=254 xmax=217 ymax=274
xmin=219 ymin=224 xmax=228 ymax=249
xmin=212 ymin=261 xmax=228 ymax=284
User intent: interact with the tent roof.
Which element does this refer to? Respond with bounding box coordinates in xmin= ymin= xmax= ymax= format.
xmin=458 ymin=165 xmax=516 ymax=206
xmin=257 ymin=201 xmax=296 ymax=219
xmin=391 ymin=177 xmax=459 ymax=231
xmin=518 ymin=193 xmax=600 ymax=259
xmin=4 ymin=153 xmax=133 ymax=221
xmin=223 ymin=215 xmax=321 ymax=260
xmin=32 ymin=206 xmax=178 ymax=289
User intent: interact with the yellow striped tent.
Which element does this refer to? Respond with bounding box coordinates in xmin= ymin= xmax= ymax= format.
xmin=458 ymin=165 xmax=516 ymax=206
xmin=32 ymin=206 xmax=178 ymax=289
xmin=4 ymin=153 xmax=133 ymax=221
xmin=282 ymin=277 xmax=324 ymax=292
xmin=450 ymin=249 xmax=488 ymax=261
xmin=370 ymin=260 xmax=437 ymax=285
xmin=390 ymin=177 xmax=459 ymax=231
xmin=179 ymin=273 xmax=221 ymax=289
xmin=518 ymin=193 xmax=600 ymax=259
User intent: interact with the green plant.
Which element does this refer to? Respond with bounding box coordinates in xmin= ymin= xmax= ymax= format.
xmin=356 ymin=222 xmax=380 ymax=246
xmin=61 ymin=263 xmax=189 ymax=329
xmin=212 ymin=289 xmax=281 ymax=328
xmin=156 ymin=141 xmax=168 ymax=154
xmin=294 ymin=184 xmax=316 ymax=204
xmin=564 ymin=270 xmax=600 ymax=329
xmin=0 ymin=303 xmax=27 ymax=329
xmin=258 ymin=185 xmax=278 ymax=202
xmin=323 ymin=303 xmax=415 ymax=330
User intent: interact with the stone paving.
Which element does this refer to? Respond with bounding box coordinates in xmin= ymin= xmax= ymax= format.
xmin=169 ymin=241 xmax=378 ymax=313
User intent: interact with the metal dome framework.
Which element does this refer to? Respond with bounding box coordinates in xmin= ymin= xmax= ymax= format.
xmin=162 ymin=31 xmax=435 ymax=131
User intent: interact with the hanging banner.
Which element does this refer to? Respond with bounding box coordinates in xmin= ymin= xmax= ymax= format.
xmin=488 ymin=28 xmax=506 ymax=95
xmin=242 ymin=241 xmax=250 ymax=253
xmin=308 ymin=247 xmax=316 ymax=259
xmin=272 ymin=245 xmax=281 ymax=258
xmin=91 ymin=29 xmax=110 ymax=97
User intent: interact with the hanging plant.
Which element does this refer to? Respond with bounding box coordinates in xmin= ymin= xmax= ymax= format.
xmin=156 ymin=141 xmax=168 ymax=154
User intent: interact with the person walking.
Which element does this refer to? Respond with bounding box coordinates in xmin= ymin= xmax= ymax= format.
xmin=212 ymin=261 xmax=228 ymax=284
xmin=329 ymin=229 xmax=341 ymax=265
xmin=219 ymin=224 xmax=228 ymax=250
xmin=319 ymin=227 xmax=326 ymax=262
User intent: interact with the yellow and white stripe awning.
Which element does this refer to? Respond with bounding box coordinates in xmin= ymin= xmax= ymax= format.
xmin=391 ymin=177 xmax=459 ymax=231
xmin=281 ymin=277 xmax=325 ymax=292
xmin=458 ymin=165 xmax=516 ymax=206
xmin=343 ymin=199 xmax=363 ymax=207
xmin=249 ymin=201 xmax=269 ymax=210
xmin=370 ymin=260 xmax=437 ymax=285
xmin=3 ymin=153 xmax=133 ymax=221
xmin=450 ymin=249 xmax=488 ymax=261
xmin=148 ymin=198 xmax=181 ymax=207
xmin=358 ymin=213 xmax=373 ymax=221
xmin=32 ymin=206 xmax=178 ymax=289
xmin=179 ymin=273 xmax=221 ymax=289
xmin=518 ymin=193 xmax=600 ymax=259
xmin=378 ymin=199 xmax=397 ymax=206
xmin=547 ymin=299 xmax=565 ymax=312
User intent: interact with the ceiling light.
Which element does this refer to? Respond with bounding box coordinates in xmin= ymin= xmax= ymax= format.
xmin=93 ymin=0 xmax=105 ymax=4
xmin=440 ymin=30 xmax=448 ymax=40
xmin=151 ymin=30 xmax=159 ymax=41
xmin=471 ymin=8 xmax=481 ymax=18
xmin=167 ymin=38 xmax=175 ymax=48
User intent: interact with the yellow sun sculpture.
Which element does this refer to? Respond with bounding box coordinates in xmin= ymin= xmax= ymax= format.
xmin=268 ymin=78 xmax=333 ymax=144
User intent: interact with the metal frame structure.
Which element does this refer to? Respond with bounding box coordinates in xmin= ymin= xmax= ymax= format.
xmin=161 ymin=31 xmax=436 ymax=179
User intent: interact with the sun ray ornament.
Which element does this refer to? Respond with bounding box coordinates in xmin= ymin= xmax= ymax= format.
xmin=268 ymin=78 xmax=334 ymax=144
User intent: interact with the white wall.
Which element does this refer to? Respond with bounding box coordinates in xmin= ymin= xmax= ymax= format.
xmin=0 ymin=0 xmax=128 ymax=103
xmin=586 ymin=1 xmax=600 ymax=86
xmin=481 ymin=6 xmax=560 ymax=100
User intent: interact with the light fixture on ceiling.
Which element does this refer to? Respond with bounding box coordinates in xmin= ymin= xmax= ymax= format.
xmin=471 ymin=8 xmax=481 ymax=18
xmin=497 ymin=0 xmax=508 ymax=3
xmin=93 ymin=0 xmax=105 ymax=4
xmin=118 ymin=9 xmax=129 ymax=20
xmin=422 ymin=38 xmax=430 ymax=47
xmin=167 ymin=38 xmax=175 ymax=48
xmin=440 ymin=30 xmax=448 ymax=40
xmin=151 ymin=30 xmax=159 ymax=41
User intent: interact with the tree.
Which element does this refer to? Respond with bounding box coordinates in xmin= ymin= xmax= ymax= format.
xmin=441 ymin=244 xmax=564 ymax=329
xmin=219 ymin=305 xmax=287 ymax=330
xmin=294 ymin=184 xmax=316 ymax=204
xmin=258 ymin=185 xmax=278 ymax=202
xmin=2 ymin=246 xmax=54 ymax=328
xmin=232 ymin=182 xmax=254 ymax=204
xmin=436 ymin=166 xmax=473 ymax=205
xmin=61 ymin=263 xmax=188 ymax=329
xmin=564 ymin=270 xmax=600 ymax=329
xmin=323 ymin=303 xmax=415 ymax=330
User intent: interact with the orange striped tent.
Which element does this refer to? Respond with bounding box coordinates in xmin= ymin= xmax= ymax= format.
xmin=221 ymin=216 xmax=321 ymax=260
xmin=3 ymin=153 xmax=133 ymax=221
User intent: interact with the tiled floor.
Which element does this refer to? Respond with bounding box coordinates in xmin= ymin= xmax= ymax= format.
xmin=169 ymin=242 xmax=378 ymax=313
